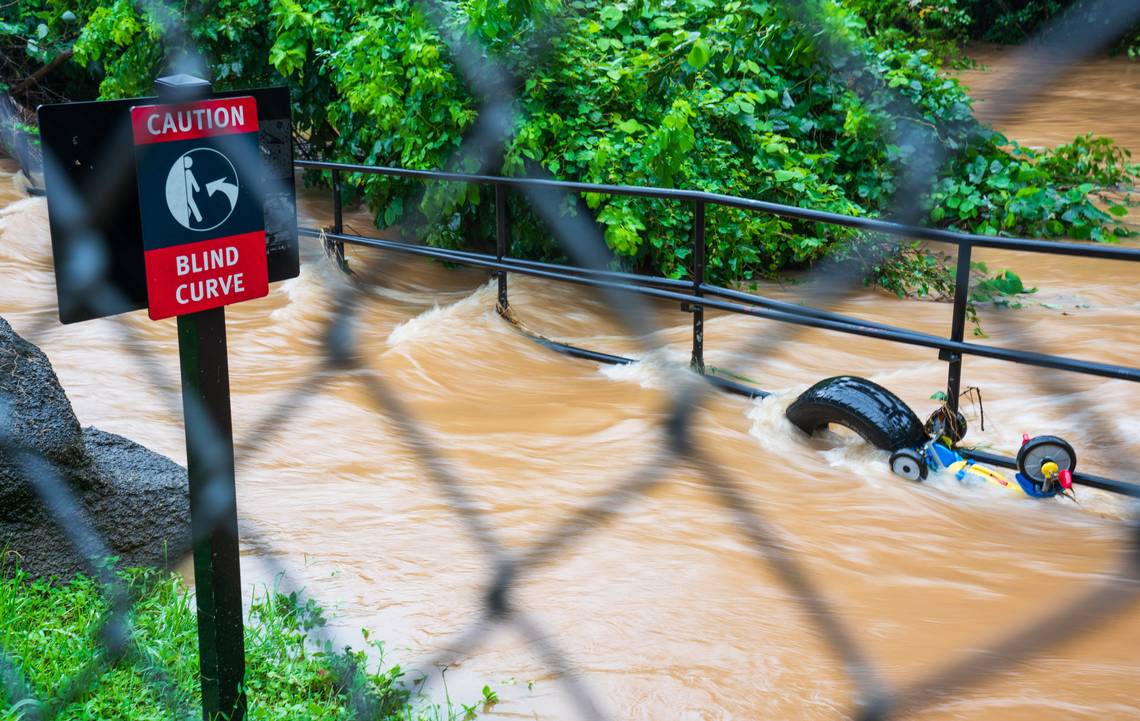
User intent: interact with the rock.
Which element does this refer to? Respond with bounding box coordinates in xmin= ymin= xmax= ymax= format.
xmin=0 ymin=317 xmax=190 ymax=579
xmin=84 ymin=428 xmax=191 ymax=570
xmin=0 ymin=316 xmax=98 ymax=521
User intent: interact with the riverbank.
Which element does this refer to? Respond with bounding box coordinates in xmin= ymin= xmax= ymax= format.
xmin=0 ymin=564 xmax=477 ymax=721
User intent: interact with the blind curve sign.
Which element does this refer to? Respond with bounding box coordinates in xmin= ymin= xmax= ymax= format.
xmin=131 ymin=96 xmax=268 ymax=320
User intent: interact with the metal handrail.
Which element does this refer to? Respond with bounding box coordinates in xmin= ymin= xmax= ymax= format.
xmin=305 ymin=227 xmax=1139 ymax=383
xmin=295 ymin=159 xmax=1140 ymax=261
xmin=296 ymin=159 xmax=1140 ymax=496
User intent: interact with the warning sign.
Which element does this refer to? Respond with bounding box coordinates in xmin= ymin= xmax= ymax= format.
xmin=131 ymin=96 xmax=268 ymax=320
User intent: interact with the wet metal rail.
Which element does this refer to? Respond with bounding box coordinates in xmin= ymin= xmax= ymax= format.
xmin=296 ymin=158 xmax=1140 ymax=498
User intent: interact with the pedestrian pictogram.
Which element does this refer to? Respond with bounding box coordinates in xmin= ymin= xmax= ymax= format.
xmin=166 ymin=148 xmax=240 ymax=231
xmin=131 ymin=96 xmax=268 ymax=320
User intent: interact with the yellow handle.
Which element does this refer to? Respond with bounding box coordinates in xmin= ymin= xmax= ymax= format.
xmin=1041 ymin=461 xmax=1060 ymax=479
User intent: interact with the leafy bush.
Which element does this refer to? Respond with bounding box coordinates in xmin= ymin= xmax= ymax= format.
xmin=842 ymin=0 xmax=973 ymax=64
xmin=4 ymin=0 xmax=1135 ymax=291
xmin=965 ymin=0 xmax=1140 ymax=53
xmin=0 ymin=563 xmax=468 ymax=720
xmin=846 ymin=0 xmax=1140 ymax=58
xmin=927 ymin=134 xmax=1134 ymax=242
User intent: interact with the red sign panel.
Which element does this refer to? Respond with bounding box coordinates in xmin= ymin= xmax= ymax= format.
xmin=131 ymin=96 xmax=259 ymax=145
xmin=142 ymin=231 xmax=269 ymax=321
xmin=131 ymin=96 xmax=267 ymax=320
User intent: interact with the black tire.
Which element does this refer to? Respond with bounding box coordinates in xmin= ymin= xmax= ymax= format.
xmin=889 ymin=448 xmax=928 ymax=481
xmin=1017 ymin=435 xmax=1077 ymax=485
xmin=786 ymin=375 xmax=928 ymax=452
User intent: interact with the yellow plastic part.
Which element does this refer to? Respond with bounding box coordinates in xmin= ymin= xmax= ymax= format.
xmin=1041 ymin=461 xmax=1060 ymax=479
xmin=949 ymin=459 xmax=1020 ymax=493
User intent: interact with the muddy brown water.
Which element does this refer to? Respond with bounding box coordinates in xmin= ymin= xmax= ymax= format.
xmin=2 ymin=47 xmax=1138 ymax=719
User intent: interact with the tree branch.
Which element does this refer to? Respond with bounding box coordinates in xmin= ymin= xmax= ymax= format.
xmin=8 ymin=48 xmax=72 ymax=97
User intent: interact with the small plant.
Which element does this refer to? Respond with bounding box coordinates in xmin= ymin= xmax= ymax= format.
xmin=865 ymin=241 xmax=955 ymax=301
xmin=966 ymin=263 xmax=1037 ymax=336
xmin=0 ymin=564 xmax=482 ymax=720
xmin=858 ymin=242 xmax=1037 ymax=335
xmin=480 ymin=684 xmax=498 ymax=707
xmin=1037 ymin=132 xmax=1139 ymax=189
xmin=969 ymin=263 xmax=1036 ymax=307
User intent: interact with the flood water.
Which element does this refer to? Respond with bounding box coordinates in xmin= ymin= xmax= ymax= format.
xmin=2 ymin=46 xmax=1139 ymax=720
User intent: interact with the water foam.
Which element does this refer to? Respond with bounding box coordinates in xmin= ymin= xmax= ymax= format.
xmin=385 ymin=281 xmax=498 ymax=349
xmin=597 ymin=348 xmax=690 ymax=389
xmin=268 ymin=263 xmax=336 ymax=323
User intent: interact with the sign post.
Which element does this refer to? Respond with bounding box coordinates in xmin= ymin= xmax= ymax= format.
xmin=146 ymin=74 xmax=250 ymax=721
xmin=177 ymin=305 xmax=246 ymax=721
xmin=40 ymin=72 xmax=299 ymax=721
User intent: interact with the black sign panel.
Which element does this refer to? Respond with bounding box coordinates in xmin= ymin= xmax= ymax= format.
xmin=37 ymin=86 xmax=298 ymax=324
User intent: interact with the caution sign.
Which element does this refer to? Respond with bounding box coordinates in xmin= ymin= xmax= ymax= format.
xmin=131 ymin=96 xmax=268 ymax=320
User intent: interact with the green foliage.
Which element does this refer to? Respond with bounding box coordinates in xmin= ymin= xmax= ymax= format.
xmin=863 ymin=242 xmax=956 ymax=301
xmin=847 ymin=0 xmax=1140 ymax=59
xmin=0 ymin=564 xmax=473 ymax=720
xmin=969 ymin=263 xmax=1036 ymax=304
xmin=6 ymin=0 xmax=1136 ymax=293
xmin=0 ymin=1 xmax=80 ymax=92
xmin=967 ymin=262 xmax=1037 ymax=335
xmin=1037 ymin=132 xmax=1139 ymax=188
xmin=858 ymin=242 xmax=1036 ymax=334
xmin=927 ymin=134 xmax=1134 ymax=242
xmin=842 ymin=0 xmax=973 ymax=65
xmin=965 ymin=0 xmax=1140 ymax=53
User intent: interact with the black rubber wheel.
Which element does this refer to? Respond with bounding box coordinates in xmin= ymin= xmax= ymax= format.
xmin=1016 ymin=435 xmax=1077 ymax=485
xmin=889 ymin=448 xmax=928 ymax=481
xmin=785 ymin=375 xmax=928 ymax=452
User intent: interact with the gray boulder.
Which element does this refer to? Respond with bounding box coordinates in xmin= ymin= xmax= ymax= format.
xmin=0 ymin=317 xmax=98 ymax=519
xmin=0 ymin=317 xmax=190 ymax=579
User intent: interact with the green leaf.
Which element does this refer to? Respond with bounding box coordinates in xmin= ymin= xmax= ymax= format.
xmin=686 ymin=37 xmax=710 ymax=70
xmin=600 ymin=5 xmax=622 ymax=28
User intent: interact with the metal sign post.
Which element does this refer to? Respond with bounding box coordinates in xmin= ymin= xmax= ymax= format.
xmin=150 ymin=74 xmax=248 ymax=721
xmin=39 ymin=71 xmax=299 ymax=721
xmin=178 ymin=304 xmax=246 ymax=721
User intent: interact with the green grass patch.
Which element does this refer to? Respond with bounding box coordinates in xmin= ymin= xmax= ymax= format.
xmin=1 ymin=565 xmax=471 ymax=720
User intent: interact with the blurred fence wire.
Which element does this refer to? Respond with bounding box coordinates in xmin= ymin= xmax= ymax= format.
xmin=3 ymin=1 xmax=1140 ymax=720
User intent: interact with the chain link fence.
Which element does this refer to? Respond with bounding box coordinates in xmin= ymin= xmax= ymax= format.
xmin=3 ymin=1 xmax=1140 ymax=720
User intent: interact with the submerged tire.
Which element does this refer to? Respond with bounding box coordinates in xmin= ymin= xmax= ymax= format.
xmin=786 ymin=375 xmax=928 ymax=452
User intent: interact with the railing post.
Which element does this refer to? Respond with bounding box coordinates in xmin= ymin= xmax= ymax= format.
xmin=944 ymin=241 xmax=972 ymax=414
xmin=495 ymin=183 xmax=509 ymax=310
xmin=330 ymin=169 xmax=346 ymax=272
xmin=691 ymin=200 xmax=706 ymax=373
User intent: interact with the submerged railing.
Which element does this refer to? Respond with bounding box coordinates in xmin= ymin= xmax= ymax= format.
xmin=295 ymin=159 xmax=1140 ymax=497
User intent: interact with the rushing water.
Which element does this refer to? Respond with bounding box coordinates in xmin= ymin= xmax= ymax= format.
xmin=2 ymin=47 xmax=1139 ymax=720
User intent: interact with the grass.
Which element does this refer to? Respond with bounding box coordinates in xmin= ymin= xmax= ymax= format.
xmin=0 ymin=564 xmax=471 ymax=720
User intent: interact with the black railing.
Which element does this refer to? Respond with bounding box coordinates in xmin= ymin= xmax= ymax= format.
xmin=295 ymin=159 xmax=1140 ymax=497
